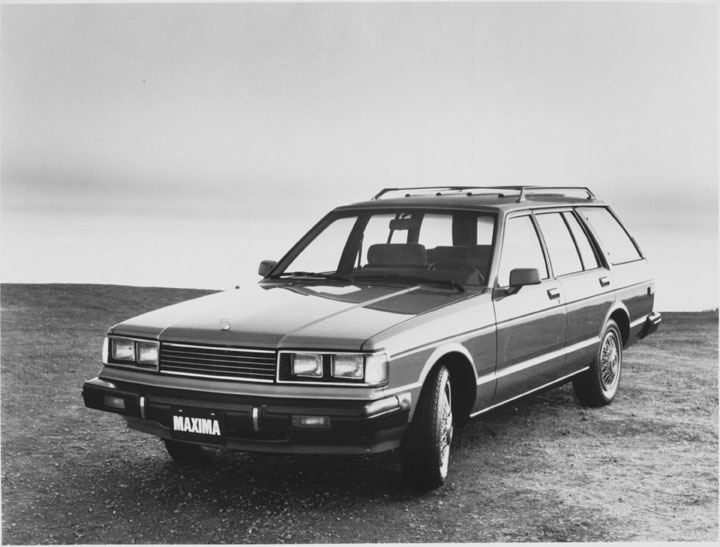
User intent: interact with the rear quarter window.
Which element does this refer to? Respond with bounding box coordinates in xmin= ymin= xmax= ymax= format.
xmin=577 ymin=207 xmax=643 ymax=265
xmin=563 ymin=212 xmax=600 ymax=270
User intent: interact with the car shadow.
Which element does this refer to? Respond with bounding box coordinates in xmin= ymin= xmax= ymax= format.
xmin=122 ymin=383 xmax=580 ymax=501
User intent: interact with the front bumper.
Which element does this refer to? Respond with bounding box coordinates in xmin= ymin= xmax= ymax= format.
xmin=82 ymin=377 xmax=411 ymax=454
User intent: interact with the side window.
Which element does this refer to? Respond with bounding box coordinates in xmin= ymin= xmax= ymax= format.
xmin=497 ymin=215 xmax=548 ymax=286
xmin=536 ymin=213 xmax=583 ymax=277
xmin=563 ymin=212 xmax=600 ymax=270
xmin=578 ymin=207 xmax=643 ymax=265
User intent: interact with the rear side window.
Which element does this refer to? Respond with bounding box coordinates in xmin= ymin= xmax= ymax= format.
xmin=578 ymin=207 xmax=642 ymax=265
xmin=536 ymin=213 xmax=583 ymax=276
xmin=563 ymin=212 xmax=600 ymax=270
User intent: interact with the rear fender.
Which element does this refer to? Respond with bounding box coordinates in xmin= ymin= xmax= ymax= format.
xmin=602 ymin=302 xmax=630 ymax=346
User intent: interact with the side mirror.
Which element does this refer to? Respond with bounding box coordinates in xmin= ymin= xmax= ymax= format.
xmin=509 ymin=268 xmax=541 ymax=288
xmin=258 ymin=260 xmax=277 ymax=277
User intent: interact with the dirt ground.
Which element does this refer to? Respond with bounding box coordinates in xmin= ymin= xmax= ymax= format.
xmin=1 ymin=284 xmax=717 ymax=544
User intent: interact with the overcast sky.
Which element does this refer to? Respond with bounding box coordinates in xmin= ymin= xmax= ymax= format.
xmin=1 ymin=2 xmax=718 ymax=310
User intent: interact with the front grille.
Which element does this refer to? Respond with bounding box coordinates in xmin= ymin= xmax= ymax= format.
xmin=159 ymin=343 xmax=276 ymax=382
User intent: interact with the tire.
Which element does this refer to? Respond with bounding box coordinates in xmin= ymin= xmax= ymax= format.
xmin=573 ymin=320 xmax=623 ymax=407
xmin=164 ymin=439 xmax=204 ymax=462
xmin=401 ymin=365 xmax=454 ymax=490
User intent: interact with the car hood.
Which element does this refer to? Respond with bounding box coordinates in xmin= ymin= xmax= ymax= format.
xmin=110 ymin=282 xmax=474 ymax=350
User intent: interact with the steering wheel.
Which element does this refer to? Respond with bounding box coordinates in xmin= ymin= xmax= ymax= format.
xmin=428 ymin=259 xmax=486 ymax=284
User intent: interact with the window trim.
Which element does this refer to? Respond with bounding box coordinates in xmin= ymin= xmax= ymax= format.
xmin=561 ymin=210 xmax=604 ymax=272
xmin=495 ymin=212 xmax=551 ymax=287
xmin=271 ymin=207 xmax=499 ymax=281
xmin=533 ymin=210 xmax=586 ymax=278
xmin=576 ymin=205 xmax=645 ymax=266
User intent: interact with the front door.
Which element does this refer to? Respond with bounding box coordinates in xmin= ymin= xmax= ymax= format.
xmin=491 ymin=214 xmax=566 ymax=404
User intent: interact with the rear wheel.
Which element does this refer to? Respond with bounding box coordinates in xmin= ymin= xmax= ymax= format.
xmin=573 ymin=320 xmax=623 ymax=407
xmin=401 ymin=365 xmax=454 ymax=490
xmin=164 ymin=439 xmax=204 ymax=462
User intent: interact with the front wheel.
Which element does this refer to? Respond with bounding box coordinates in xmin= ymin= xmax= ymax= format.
xmin=573 ymin=319 xmax=623 ymax=407
xmin=401 ymin=365 xmax=454 ymax=490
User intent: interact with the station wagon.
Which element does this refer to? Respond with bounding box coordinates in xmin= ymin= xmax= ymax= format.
xmin=83 ymin=186 xmax=661 ymax=489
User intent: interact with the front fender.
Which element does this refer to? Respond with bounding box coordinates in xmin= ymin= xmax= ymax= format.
xmin=416 ymin=343 xmax=477 ymax=388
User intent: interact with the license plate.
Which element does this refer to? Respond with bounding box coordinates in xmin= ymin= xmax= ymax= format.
xmin=170 ymin=407 xmax=226 ymax=445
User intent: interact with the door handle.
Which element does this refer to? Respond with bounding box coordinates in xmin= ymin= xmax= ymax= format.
xmin=547 ymin=287 xmax=561 ymax=300
xmin=599 ymin=276 xmax=611 ymax=287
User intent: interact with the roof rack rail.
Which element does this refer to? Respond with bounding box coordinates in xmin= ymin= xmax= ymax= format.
xmin=372 ymin=186 xmax=596 ymax=202
xmin=514 ymin=186 xmax=596 ymax=202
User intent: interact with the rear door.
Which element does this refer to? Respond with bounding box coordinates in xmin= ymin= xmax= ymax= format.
xmin=534 ymin=210 xmax=615 ymax=376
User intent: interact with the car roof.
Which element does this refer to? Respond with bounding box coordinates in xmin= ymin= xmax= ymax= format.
xmin=335 ymin=187 xmax=607 ymax=214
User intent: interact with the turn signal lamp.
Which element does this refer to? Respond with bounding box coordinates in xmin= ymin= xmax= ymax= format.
xmin=291 ymin=415 xmax=330 ymax=429
xmin=103 ymin=395 xmax=126 ymax=410
xmin=364 ymin=353 xmax=389 ymax=386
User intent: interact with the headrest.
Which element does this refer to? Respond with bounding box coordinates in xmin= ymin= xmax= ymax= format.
xmin=367 ymin=243 xmax=427 ymax=266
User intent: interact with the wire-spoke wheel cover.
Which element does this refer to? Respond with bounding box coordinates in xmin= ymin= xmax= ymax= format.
xmin=439 ymin=380 xmax=453 ymax=480
xmin=599 ymin=329 xmax=621 ymax=395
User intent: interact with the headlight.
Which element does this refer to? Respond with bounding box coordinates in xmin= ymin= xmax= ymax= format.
xmin=291 ymin=353 xmax=324 ymax=378
xmin=331 ymin=354 xmax=364 ymax=380
xmin=107 ymin=336 xmax=159 ymax=370
xmin=137 ymin=341 xmax=160 ymax=366
xmin=111 ymin=338 xmax=135 ymax=362
xmin=282 ymin=351 xmax=388 ymax=386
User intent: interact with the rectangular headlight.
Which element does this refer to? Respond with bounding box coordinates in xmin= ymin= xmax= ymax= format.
xmin=111 ymin=338 xmax=135 ymax=362
xmin=137 ymin=341 xmax=159 ymax=366
xmin=291 ymin=353 xmax=324 ymax=378
xmin=331 ymin=354 xmax=364 ymax=380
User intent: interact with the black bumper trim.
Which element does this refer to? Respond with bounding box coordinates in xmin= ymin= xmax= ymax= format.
xmin=639 ymin=311 xmax=662 ymax=339
xmin=82 ymin=377 xmax=410 ymax=453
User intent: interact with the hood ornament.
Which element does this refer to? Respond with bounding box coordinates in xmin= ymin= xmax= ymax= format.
xmin=220 ymin=319 xmax=231 ymax=331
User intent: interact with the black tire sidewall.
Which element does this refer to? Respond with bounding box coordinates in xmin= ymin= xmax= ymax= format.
xmin=573 ymin=319 xmax=623 ymax=407
xmin=401 ymin=365 xmax=452 ymax=490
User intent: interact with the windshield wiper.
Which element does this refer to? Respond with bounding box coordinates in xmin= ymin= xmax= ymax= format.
xmin=351 ymin=273 xmax=465 ymax=292
xmin=271 ymin=272 xmax=351 ymax=282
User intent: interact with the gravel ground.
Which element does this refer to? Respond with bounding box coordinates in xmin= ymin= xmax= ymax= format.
xmin=1 ymin=284 xmax=717 ymax=544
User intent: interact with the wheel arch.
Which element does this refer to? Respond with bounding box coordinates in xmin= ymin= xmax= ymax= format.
xmin=606 ymin=305 xmax=630 ymax=346
xmin=416 ymin=345 xmax=477 ymax=426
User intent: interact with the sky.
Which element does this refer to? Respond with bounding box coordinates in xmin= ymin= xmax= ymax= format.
xmin=1 ymin=2 xmax=718 ymax=311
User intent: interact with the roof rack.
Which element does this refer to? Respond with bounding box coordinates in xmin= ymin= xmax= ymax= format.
xmin=372 ymin=186 xmax=596 ymax=202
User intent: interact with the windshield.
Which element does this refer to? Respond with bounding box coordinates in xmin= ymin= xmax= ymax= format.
xmin=272 ymin=210 xmax=496 ymax=289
